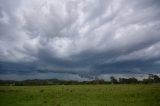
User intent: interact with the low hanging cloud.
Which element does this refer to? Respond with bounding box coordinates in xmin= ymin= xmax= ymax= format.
xmin=0 ymin=0 xmax=160 ymax=80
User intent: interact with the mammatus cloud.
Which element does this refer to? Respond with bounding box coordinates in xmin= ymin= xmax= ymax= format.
xmin=0 ymin=0 xmax=160 ymax=80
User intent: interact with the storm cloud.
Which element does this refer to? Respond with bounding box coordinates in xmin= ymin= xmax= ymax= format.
xmin=0 ymin=0 xmax=160 ymax=80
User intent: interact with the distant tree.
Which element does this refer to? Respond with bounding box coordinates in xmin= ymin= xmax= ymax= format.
xmin=143 ymin=74 xmax=160 ymax=84
xmin=148 ymin=74 xmax=154 ymax=80
xmin=119 ymin=78 xmax=125 ymax=84
xmin=110 ymin=76 xmax=118 ymax=84
xmin=119 ymin=77 xmax=138 ymax=84
xmin=153 ymin=75 xmax=160 ymax=83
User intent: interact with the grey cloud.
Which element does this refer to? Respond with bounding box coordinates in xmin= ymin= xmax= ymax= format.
xmin=0 ymin=0 xmax=160 ymax=80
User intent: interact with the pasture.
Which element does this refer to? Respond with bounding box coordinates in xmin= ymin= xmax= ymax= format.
xmin=0 ymin=84 xmax=160 ymax=106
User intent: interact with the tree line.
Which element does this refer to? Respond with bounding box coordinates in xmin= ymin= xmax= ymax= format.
xmin=0 ymin=74 xmax=160 ymax=86
xmin=110 ymin=74 xmax=160 ymax=84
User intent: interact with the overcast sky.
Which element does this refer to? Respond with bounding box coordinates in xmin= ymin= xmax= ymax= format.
xmin=0 ymin=0 xmax=160 ymax=80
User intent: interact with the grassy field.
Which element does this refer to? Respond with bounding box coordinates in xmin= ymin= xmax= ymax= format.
xmin=0 ymin=84 xmax=160 ymax=106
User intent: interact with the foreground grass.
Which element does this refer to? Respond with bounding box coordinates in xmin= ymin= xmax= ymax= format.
xmin=0 ymin=84 xmax=160 ymax=106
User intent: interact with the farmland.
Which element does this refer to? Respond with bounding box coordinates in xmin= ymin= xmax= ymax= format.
xmin=0 ymin=84 xmax=160 ymax=106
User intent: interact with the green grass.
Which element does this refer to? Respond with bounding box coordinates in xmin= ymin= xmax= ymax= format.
xmin=0 ymin=84 xmax=160 ymax=106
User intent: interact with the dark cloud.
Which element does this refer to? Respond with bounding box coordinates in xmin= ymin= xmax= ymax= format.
xmin=0 ymin=0 xmax=160 ymax=80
